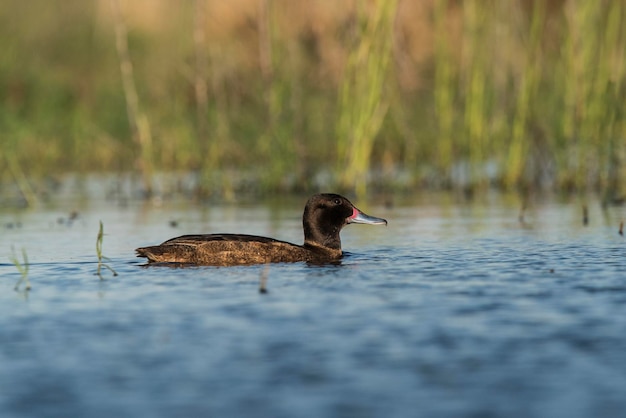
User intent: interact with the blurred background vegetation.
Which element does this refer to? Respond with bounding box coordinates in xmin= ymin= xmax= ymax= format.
xmin=1 ymin=0 xmax=625 ymax=200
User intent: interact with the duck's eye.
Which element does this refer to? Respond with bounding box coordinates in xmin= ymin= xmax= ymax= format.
xmin=333 ymin=198 xmax=342 ymax=205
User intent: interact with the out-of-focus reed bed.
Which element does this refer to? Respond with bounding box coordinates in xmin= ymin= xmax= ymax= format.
xmin=0 ymin=0 xmax=624 ymax=200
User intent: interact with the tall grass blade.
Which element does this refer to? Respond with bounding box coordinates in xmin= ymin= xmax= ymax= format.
xmin=504 ymin=0 xmax=545 ymax=189
xmin=5 ymin=154 xmax=38 ymax=207
xmin=110 ymin=0 xmax=154 ymax=196
xmin=96 ymin=221 xmax=118 ymax=279
xmin=336 ymin=0 xmax=398 ymax=197
xmin=433 ymin=0 xmax=456 ymax=183
xmin=10 ymin=246 xmax=31 ymax=291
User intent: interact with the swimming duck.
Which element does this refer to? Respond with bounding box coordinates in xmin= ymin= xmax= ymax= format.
xmin=135 ymin=193 xmax=387 ymax=266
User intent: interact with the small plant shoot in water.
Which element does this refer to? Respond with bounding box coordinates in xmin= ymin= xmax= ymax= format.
xmin=96 ymin=221 xmax=118 ymax=279
xmin=259 ymin=264 xmax=270 ymax=294
xmin=10 ymin=246 xmax=31 ymax=291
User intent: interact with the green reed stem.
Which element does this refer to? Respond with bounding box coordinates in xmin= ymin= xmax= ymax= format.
xmin=599 ymin=1 xmax=626 ymax=200
xmin=110 ymin=0 xmax=154 ymax=196
xmin=433 ymin=0 xmax=455 ymax=180
xmin=11 ymin=246 xmax=31 ymax=291
xmin=462 ymin=0 xmax=490 ymax=188
xmin=336 ymin=0 xmax=397 ymax=197
xmin=256 ymin=0 xmax=299 ymax=189
xmin=504 ymin=0 xmax=545 ymax=189
xmin=5 ymin=154 xmax=38 ymax=208
xmin=96 ymin=221 xmax=118 ymax=279
xmin=193 ymin=0 xmax=210 ymax=164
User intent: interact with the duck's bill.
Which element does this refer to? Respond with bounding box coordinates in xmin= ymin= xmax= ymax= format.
xmin=348 ymin=208 xmax=387 ymax=225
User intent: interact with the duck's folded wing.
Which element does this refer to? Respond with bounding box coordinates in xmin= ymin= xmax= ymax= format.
xmin=135 ymin=234 xmax=309 ymax=265
xmin=160 ymin=234 xmax=287 ymax=245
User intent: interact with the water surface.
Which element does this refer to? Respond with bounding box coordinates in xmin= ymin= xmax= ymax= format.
xmin=1 ymin=190 xmax=625 ymax=418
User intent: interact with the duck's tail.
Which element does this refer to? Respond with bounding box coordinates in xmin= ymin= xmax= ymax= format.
xmin=135 ymin=245 xmax=196 ymax=264
xmin=135 ymin=246 xmax=169 ymax=263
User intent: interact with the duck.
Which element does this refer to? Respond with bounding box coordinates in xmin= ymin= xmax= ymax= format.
xmin=135 ymin=193 xmax=387 ymax=266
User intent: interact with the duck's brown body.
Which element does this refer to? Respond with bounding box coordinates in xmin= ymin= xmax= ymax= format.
xmin=136 ymin=233 xmax=341 ymax=266
xmin=135 ymin=193 xmax=387 ymax=266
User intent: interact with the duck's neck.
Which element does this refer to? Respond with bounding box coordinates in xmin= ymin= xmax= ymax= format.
xmin=303 ymin=222 xmax=342 ymax=251
xmin=303 ymin=240 xmax=343 ymax=259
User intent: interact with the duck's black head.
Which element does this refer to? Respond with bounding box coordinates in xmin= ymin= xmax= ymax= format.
xmin=302 ymin=193 xmax=387 ymax=251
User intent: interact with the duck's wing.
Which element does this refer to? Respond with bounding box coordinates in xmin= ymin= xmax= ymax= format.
xmin=160 ymin=233 xmax=289 ymax=246
xmin=135 ymin=234 xmax=312 ymax=265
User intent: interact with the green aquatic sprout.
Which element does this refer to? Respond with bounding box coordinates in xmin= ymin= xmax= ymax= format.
xmin=10 ymin=246 xmax=31 ymax=291
xmin=96 ymin=221 xmax=118 ymax=279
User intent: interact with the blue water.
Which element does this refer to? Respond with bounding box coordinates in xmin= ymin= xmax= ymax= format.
xmin=1 ymin=192 xmax=626 ymax=418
